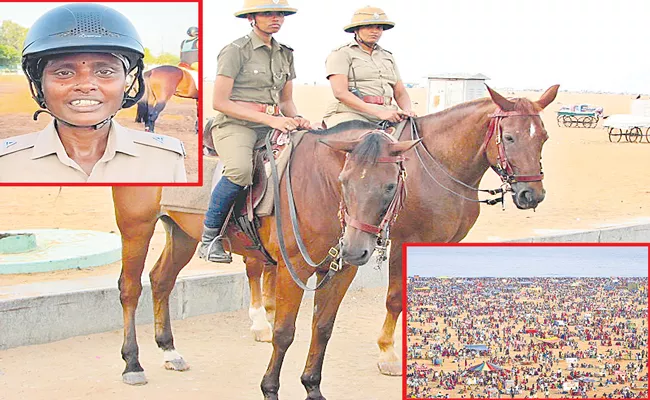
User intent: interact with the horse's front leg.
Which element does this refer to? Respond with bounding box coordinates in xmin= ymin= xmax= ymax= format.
xmin=301 ymin=265 xmax=358 ymax=400
xmin=113 ymin=186 xmax=162 ymax=385
xmin=261 ymin=262 xmax=307 ymax=400
xmin=377 ymin=247 xmax=403 ymax=376
xmin=149 ymin=214 xmax=199 ymax=372
xmin=246 ymin=256 xmax=273 ymax=342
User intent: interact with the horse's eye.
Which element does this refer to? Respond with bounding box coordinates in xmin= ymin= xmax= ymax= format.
xmin=385 ymin=183 xmax=396 ymax=193
xmin=504 ymin=134 xmax=515 ymax=143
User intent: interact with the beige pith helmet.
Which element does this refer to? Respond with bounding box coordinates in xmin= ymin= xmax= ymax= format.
xmin=234 ymin=0 xmax=297 ymax=18
xmin=344 ymin=6 xmax=395 ymax=33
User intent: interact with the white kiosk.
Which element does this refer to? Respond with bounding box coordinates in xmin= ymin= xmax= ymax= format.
xmin=426 ymin=73 xmax=490 ymax=114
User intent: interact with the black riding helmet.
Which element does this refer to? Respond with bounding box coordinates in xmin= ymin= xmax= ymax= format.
xmin=22 ymin=3 xmax=146 ymax=123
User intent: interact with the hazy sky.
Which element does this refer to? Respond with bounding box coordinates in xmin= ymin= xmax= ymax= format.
xmin=205 ymin=0 xmax=650 ymax=93
xmin=0 ymin=2 xmax=198 ymax=56
xmin=407 ymin=246 xmax=649 ymax=277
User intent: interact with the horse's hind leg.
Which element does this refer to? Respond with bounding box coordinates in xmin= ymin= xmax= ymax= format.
xmin=149 ymin=215 xmax=198 ymax=372
xmin=246 ymin=257 xmax=273 ymax=342
xmin=261 ymin=263 xmax=306 ymax=400
xmin=147 ymin=101 xmax=166 ymax=133
xmin=113 ymin=187 xmax=161 ymax=385
xmin=377 ymin=249 xmax=403 ymax=376
xmin=300 ymin=265 xmax=358 ymax=400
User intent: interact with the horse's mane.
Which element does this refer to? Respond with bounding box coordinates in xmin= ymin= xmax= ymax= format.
xmin=308 ymin=120 xmax=379 ymax=136
xmin=349 ymin=132 xmax=387 ymax=165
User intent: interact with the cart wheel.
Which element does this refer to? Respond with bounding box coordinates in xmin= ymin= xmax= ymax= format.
xmin=577 ymin=116 xmax=587 ymax=128
xmin=629 ymin=127 xmax=642 ymax=143
xmin=591 ymin=116 xmax=599 ymax=128
xmin=569 ymin=116 xmax=579 ymax=128
xmin=556 ymin=114 xmax=563 ymax=127
xmin=645 ymin=127 xmax=650 ymax=143
xmin=562 ymin=115 xmax=571 ymax=127
xmin=608 ymin=128 xmax=622 ymax=143
xmin=583 ymin=116 xmax=594 ymax=129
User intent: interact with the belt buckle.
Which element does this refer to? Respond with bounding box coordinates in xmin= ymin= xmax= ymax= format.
xmin=265 ymin=104 xmax=276 ymax=115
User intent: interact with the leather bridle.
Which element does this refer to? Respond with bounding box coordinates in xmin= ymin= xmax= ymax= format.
xmin=484 ymin=109 xmax=544 ymax=184
xmin=338 ymin=131 xmax=408 ymax=237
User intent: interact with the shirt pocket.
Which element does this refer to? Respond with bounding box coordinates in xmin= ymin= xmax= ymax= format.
xmin=379 ymin=56 xmax=397 ymax=83
xmin=350 ymin=57 xmax=378 ymax=83
xmin=238 ymin=64 xmax=269 ymax=87
xmin=271 ymin=61 xmax=290 ymax=89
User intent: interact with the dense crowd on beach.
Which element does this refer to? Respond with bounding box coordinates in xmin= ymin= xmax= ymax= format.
xmin=406 ymin=277 xmax=648 ymax=399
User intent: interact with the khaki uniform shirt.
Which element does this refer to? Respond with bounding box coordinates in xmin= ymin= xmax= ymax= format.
xmin=212 ymin=30 xmax=296 ymax=129
xmin=0 ymin=120 xmax=187 ymax=183
xmin=324 ymin=41 xmax=401 ymax=121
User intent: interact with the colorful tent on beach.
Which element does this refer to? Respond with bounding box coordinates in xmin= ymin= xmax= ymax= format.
xmin=466 ymin=361 xmax=506 ymax=373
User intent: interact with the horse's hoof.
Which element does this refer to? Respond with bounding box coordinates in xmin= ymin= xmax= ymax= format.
xmin=252 ymin=326 xmax=273 ymax=342
xmin=164 ymin=358 xmax=190 ymax=371
xmin=122 ymin=371 xmax=148 ymax=385
xmin=377 ymin=361 xmax=402 ymax=376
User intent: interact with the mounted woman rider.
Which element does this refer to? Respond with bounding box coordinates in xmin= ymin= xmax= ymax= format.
xmin=323 ymin=6 xmax=416 ymax=128
xmin=199 ymin=0 xmax=311 ymax=262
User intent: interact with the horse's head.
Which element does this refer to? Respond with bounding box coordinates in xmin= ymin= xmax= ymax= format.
xmin=485 ymin=84 xmax=560 ymax=209
xmin=320 ymin=132 xmax=420 ymax=266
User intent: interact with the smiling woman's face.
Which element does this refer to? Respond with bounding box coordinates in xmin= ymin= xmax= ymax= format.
xmin=41 ymin=53 xmax=126 ymax=127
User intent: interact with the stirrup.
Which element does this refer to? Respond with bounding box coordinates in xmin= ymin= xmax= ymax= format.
xmin=205 ymin=234 xmax=233 ymax=262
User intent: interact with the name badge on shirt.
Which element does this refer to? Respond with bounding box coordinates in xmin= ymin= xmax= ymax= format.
xmin=4 ymin=140 xmax=16 ymax=148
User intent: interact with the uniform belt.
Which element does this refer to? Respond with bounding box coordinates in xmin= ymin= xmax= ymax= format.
xmin=363 ymin=96 xmax=392 ymax=105
xmin=233 ymin=101 xmax=280 ymax=115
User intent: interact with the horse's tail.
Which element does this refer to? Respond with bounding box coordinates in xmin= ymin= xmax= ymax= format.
xmin=135 ymin=70 xmax=152 ymax=123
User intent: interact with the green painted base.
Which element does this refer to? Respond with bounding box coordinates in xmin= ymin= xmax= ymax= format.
xmin=0 ymin=233 xmax=37 ymax=254
xmin=0 ymin=229 xmax=121 ymax=274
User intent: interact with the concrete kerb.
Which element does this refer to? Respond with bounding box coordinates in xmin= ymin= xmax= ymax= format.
xmin=2 ymin=222 xmax=649 ymax=350
xmin=0 ymin=253 xmax=389 ymax=350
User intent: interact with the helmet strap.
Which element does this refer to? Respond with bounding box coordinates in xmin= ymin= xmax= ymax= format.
xmin=355 ymin=33 xmax=376 ymax=51
xmin=33 ymin=109 xmax=114 ymax=131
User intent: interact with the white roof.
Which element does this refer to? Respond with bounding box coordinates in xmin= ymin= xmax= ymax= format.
xmin=427 ymin=73 xmax=490 ymax=80
xmin=603 ymin=114 xmax=650 ymax=129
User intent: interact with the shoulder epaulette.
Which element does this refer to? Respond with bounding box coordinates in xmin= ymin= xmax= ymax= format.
xmin=279 ymin=42 xmax=294 ymax=51
xmin=0 ymin=132 xmax=38 ymax=157
xmin=231 ymin=35 xmax=252 ymax=49
xmin=131 ymin=131 xmax=186 ymax=157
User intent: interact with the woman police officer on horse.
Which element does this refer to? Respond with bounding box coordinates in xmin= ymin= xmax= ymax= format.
xmin=0 ymin=3 xmax=187 ymax=183
xmin=323 ymin=6 xmax=416 ymax=128
xmin=199 ymin=0 xmax=310 ymax=262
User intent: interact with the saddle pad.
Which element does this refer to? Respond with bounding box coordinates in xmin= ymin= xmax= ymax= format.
xmin=160 ymin=130 xmax=306 ymax=216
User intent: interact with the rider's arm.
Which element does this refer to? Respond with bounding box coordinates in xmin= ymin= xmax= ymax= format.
xmin=212 ymin=75 xmax=275 ymax=126
xmin=393 ymin=80 xmax=414 ymax=113
xmin=278 ymin=79 xmax=298 ymax=117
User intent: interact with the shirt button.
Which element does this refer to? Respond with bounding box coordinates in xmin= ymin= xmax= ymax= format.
xmin=254 ymin=70 xmax=259 ymax=74
xmin=273 ymin=86 xmax=277 ymax=89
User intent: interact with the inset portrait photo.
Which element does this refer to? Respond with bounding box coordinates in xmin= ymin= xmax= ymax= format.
xmin=0 ymin=1 xmax=200 ymax=184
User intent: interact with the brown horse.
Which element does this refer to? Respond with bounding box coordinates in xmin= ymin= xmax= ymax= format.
xmin=134 ymin=65 xmax=199 ymax=132
xmin=112 ymin=128 xmax=419 ymax=399
xmin=372 ymin=85 xmax=560 ymax=376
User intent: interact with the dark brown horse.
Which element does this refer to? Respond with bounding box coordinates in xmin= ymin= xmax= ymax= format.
xmin=134 ymin=65 xmax=198 ymax=132
xmin=112 ymin=128 xmax=419 ymax=399
xmin=372 ymin=85 xmax=560 ymax=376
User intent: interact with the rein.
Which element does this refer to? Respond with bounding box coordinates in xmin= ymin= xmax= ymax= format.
xmin=266 ymin=129 xmax=406 ymax=291
xmin=408 ymin=108 xmax=543 ymax=207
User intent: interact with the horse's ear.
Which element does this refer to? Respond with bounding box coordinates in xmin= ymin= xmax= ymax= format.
xmin=536 ymin=84 xmax=560 ymax=110
xmin=318 ymin=138 xmax=360 ymax=153
xmin=389 ymin=139 xmax=421 ymax=156
xmin=485 ymin=84 xmax=515 ymax=112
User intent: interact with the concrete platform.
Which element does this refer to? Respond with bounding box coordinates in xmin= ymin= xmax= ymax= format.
xmin=0 ymin=229 xmax=121 ymax=274
xmin=2 ymin=222 xmax=649 ymax=350
xmin=0 ymin=253 xmax=389 ymax=350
